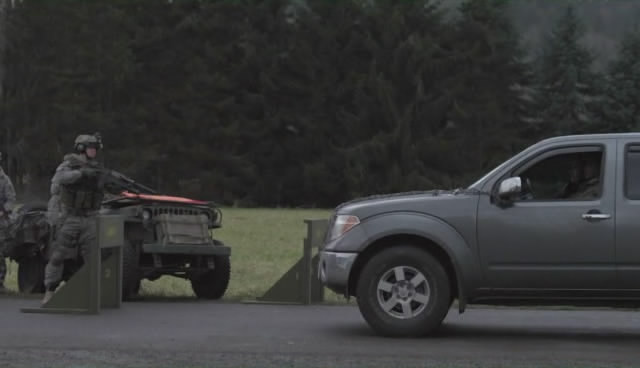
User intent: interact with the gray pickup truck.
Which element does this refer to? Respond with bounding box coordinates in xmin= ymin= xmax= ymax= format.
xmin=319 ymin=133 xmax=640 ymax=337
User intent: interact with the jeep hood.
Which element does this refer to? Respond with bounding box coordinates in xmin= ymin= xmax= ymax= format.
xmin=102 ymin=191 xmax=211 ymax=207
xmin=118 ymin=191 xmax=209 ymax=205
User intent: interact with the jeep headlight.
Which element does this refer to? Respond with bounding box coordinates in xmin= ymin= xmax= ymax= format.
xmin=328 ymin=215 xmax=360 ymax=241
xmin=206 ymin=208 xmax=222 ymax=228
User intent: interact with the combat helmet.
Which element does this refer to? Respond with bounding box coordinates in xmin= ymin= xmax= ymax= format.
xmin=74 ymin=133 xmax=103 ymax=153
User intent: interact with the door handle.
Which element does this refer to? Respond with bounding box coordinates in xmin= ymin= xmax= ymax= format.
xmin=581 ymin=213 xmax=611 ymax=220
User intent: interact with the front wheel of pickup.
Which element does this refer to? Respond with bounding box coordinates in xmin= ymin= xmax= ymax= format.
xmin=356 ymin=246 xmax=451 ymax=337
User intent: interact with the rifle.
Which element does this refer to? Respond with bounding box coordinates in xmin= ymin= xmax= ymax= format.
xmin=93 ymin=168 xmax=158 ymax=195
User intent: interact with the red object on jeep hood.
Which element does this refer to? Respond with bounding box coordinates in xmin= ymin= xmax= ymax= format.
xmin=120 ymin=191 xmax=209 ymax=205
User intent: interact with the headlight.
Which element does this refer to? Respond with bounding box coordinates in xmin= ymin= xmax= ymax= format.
xmin=328 ymin=215 xmax=360 ymax=241
xmin=142 ymin=209 xmax=152 ymax=221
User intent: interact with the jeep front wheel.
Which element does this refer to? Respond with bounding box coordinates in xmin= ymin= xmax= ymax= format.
xmin=122 ymin=240 xmax=141 ymax=301
xmin=17 ymin=255 xmax=46 ymax=294
xmin=356 ymin=246 xmax=451 ymax=337
xmin=190 ymin=255 xmax=230 ymax=299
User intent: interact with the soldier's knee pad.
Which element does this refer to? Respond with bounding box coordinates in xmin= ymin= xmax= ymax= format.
xmin=49 ymin=251 xmax=66 ymax=266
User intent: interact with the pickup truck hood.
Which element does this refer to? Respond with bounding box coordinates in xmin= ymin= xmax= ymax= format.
xmin=335 ymin=189 xmax=482 ymax=221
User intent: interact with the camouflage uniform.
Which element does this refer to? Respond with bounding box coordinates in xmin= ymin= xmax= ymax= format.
xmin=46 ymin=178 xmax=63 ymax=226
xmin=43 ymin=134 xmax=105 ymax=304
xmin=0 ymin=159 xmax=17 ymax=291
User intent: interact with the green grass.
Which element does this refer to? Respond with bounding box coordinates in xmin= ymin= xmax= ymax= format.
xmin=4 ymin=208 xmax=355 ymax=304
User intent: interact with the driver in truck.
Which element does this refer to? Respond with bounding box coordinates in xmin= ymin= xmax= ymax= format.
xmin=562 ymin=158 xmax=601 ymax=200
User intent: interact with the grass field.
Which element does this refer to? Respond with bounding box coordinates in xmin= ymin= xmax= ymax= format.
xmin=4 ymin=208 xmax=355 ymax=304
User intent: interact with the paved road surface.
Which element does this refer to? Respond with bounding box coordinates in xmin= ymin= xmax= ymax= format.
xmin=1 ymin=296 xmax=639 ymax=367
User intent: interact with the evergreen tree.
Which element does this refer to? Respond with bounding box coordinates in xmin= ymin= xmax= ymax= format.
xmin=336 ymin=0 xmax=453 ymax=196
xmin=441 ymin=0 xmax=533 ymax=181
xmin=599 ymin=30 xmax=640 ymax=132
xmin=4 ymin=0 xmax=630 ymax=207
xmin=533 ymin=5 xmax=602 ymax=137
xmin=1 ymin=0 xmax=134 ymax=196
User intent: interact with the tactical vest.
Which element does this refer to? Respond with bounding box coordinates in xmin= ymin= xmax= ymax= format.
xmin=60 ymin=159 xmax=104 ymax=212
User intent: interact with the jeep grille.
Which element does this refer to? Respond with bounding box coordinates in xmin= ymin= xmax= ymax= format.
xmin=150 ymin=207 xmax=204 ymax=217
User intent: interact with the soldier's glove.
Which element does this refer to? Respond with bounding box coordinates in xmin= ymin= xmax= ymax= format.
xmin=80 ymin=168 xmax=98 ymax=178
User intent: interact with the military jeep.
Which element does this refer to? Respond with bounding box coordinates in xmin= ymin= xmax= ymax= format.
xmin=3 ymin=171 xmax=231 ymax=300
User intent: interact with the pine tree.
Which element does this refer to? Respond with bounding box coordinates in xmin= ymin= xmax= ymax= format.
xmin=533 ymin=5 xmax=602 ymax=137
xmin=599 ymin=30 xmax=640 ymax=132
xmin=433 ymin=0 xmax=532 ymax=183
xmin=0 ymin=0 xmax=137 ymax=196
xmin=335 ymin=0 xmax=452 ymax=196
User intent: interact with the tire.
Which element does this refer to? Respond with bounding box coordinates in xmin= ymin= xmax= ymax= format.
xmin=17 ymin=255 xmax=46 ymax=294
xmin=122 ymin=240 xmax=141 ymax=301
xmin=190 ymin=255 xmax=230 ymax=299
xmin=356 ymin=245 xmax=451 ymax=337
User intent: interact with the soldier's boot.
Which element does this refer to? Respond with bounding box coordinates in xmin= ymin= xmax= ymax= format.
xmin=41 ymin=282 xmax=59 ymax=306
xmin=41 ymin=290 xmax=55 ymax=306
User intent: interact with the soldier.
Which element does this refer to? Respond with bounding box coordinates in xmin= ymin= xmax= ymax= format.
xmin=46 ymin=167 xmax=63 ymax=227
xmin=0 ymin=151 xmax=17 ymax=293
xmin=42 ymin=133 xmax=106 ymax=305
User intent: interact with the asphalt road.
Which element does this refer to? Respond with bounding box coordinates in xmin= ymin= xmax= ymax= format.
xmin=1 ymin=295 xmax=639 ymax=368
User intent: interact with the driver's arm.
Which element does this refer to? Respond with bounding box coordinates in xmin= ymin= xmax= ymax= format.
xmin=558 ymin=183 xmax=572 ymax=199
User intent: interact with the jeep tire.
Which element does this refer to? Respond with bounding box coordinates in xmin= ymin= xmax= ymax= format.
xmin=356 ymin=245 xmax=451 ymax=337
xmin=190 ymin=255 xmax=230 ymax=299
xmin=17 ymin=255 xmax=46 ymax=294
xmin=122 ymin=240 xmax=141 ymax=300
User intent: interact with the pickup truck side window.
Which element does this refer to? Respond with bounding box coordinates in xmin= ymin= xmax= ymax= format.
xmin=514 ymin=149 xmax=603 ymax=201
xmin=624 ymin=144 xmax=640 ymax=199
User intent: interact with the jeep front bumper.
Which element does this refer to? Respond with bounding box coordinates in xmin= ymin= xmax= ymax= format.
xmin=142 ymin=243 xmax=231 ymax=256
xmin=318 ymin=250 xmax=357 ymax=295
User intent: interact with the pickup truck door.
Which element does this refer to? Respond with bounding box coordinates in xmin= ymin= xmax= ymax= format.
xmin=477 ymin=140 xmax=617 ymax=290
xmin=614 ymin=139 xmax=640 ymax=290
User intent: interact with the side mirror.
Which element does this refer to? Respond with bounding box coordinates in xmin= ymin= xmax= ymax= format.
xmin=498 ymin=177 xmax=522 ymax=199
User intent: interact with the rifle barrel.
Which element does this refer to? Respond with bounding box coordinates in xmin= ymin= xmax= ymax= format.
xmin=101 ymin=169 xmax=158 ymax=194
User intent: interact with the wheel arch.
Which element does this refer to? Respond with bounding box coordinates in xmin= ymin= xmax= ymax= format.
xmin=348 ymin=234 xmax=464 ymax=310
xmin=346 ymin=213 xmax=480 ymax=313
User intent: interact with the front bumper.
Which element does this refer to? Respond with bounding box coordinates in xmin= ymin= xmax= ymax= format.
xmin=142 ymin=243 xmax=231 ymax=256
xmin=318 ymin=250 xmax=358 ymax=295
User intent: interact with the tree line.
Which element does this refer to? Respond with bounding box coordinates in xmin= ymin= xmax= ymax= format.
xmin=1 ymin=0 xmax=639 ymax=207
